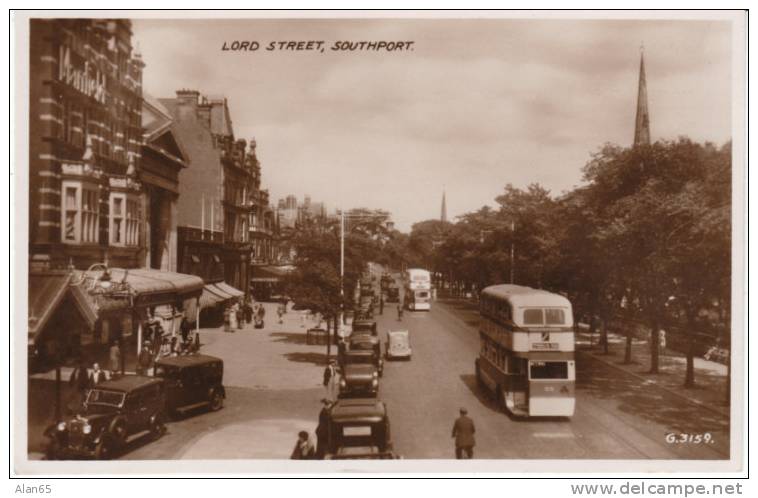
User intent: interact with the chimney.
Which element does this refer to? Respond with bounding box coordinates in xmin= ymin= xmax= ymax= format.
xmin=175 ymin=89 xmax=200 ymax=108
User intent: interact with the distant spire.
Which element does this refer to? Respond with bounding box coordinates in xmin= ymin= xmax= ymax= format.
xmin=440 ymin=189 xmax=448 ymax=223
xmin=633 ymin=46 xmax=651 ymax=146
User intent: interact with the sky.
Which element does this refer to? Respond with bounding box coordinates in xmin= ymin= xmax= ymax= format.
xmin=132 ymin=16 xmax=733 ymax=232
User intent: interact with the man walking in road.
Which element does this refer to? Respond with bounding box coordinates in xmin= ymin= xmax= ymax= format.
xmin=452 ymin=407 xmax=476 ymax=459
xmin=323 ymin=360 xmax=339 ymax=402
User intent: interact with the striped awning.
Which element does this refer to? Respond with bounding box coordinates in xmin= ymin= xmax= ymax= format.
xmin=198 ymin=284 xmax=229 ymax=310
xmin=215 ymin=281 xmax=244 ymax=298
xmin=28 ymin=272 xmax=71 ymax=345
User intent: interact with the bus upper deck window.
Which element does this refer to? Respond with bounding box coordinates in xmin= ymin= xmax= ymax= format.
xmin=545 ymin=309 xmax=565 ymax=325
xmin=523 ymin=309 xmax=544 ymax=325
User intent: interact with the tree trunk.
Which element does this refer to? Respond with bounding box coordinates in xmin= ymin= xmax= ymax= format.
xmin=624 ymin=329 xmax=633 ymax=364
xmin=684 ymin=311 xmax=696 ymax=388
xmin=649 ymin=317 xmax=660 ymax=374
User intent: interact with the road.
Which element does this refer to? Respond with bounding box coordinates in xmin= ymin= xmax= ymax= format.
xmin=375 ymin=299 xmax=729 ymax=459
xmin=118 ymin=299 xmax=729 ymax=460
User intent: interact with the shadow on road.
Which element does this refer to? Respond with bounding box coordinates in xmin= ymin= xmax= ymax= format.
xmin=283 ymin=352 xmax=329 ymax=365
xmin=458 ymin=374 xmax=500 ymax=412
xmin=269 ymin=332 xmax=310 ymax=345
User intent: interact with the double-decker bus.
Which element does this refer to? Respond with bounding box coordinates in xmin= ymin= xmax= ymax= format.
xmin=475 ymin=284 xmax=575 ymax=417
xmin=403 ymin=268 xmax=431 ymax=311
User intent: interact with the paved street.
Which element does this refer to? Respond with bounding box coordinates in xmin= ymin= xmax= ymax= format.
xmin=111 ymin=299 xmax=729 ymax=460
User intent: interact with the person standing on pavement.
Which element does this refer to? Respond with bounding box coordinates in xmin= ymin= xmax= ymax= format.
xmin=137 ymin=341 xmax=153 ymax=375
xmin=108 ymin=341 xmax=121 ymax=377
xmin=397 ymin=303 xmax=404 ymax=321
xmin=236 ymin=301 xmax=245 ymax=329
xmin=451 ymin=407 xmax=476 ymax=459
xmin=180 ymin=316 xmax=192 ymax=344
xmin=89 ymin=363 xmax=106 ymax=386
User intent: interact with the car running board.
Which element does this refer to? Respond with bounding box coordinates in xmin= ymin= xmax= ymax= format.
xmin=175 ymin=401 xmax=210 ymax=413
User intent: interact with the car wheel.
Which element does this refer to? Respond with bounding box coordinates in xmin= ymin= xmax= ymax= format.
xmin=149 ymin=414 xmax=166 ymax=440
xmin=94 ymin=435 xmax=116 ymax=460
xmin=209 ymin=390 xmax=224 ymax=411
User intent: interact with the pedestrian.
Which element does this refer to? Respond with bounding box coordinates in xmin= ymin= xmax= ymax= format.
xmin=277 ymin=304 xmax=285 ymax=324
xmin=245 ymin=296 xmax=254 ymax=323
xmin=223 ymin=306 xmax=232 ymax=333
xmin=137 ymin=341 xmax=153 ymax=375
xmin=397 ymin=303 xmax=404 ymax=321
xmin=451 ymin=407 xmax=476 ymax=459
xmin=315 ymin=399 xmax=332 ymax=459
xmin=323 ymin=359 xmax=339 ymax=402
xmin=109 ymin=341 xmax=121 ymax=377
xmin=68 ymin=360 xmax=90 ymax=410
xmin=290 ymin=431 xmax=316 ymax=460
xmin=236 ymin=301 xmax=245 ymax=329
xmin=89 ymin=363 xmax=106 ymax=386
xmin=180 ymin=316 xmax=192 ymax=344
xmin=258 ymin=303 xmax=267 ymax=320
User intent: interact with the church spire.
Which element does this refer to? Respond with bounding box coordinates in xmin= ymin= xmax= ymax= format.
xmin=633 ymin=47 xmax=651 ymax=146
xmin=440 ymin=189 xmax=447 ymax=223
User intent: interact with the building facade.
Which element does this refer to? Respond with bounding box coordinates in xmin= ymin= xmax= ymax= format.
xmin=29 ymin=19 xmax=146 ymax=270
xmin=163 ymin=90 xmax=276 ymax=297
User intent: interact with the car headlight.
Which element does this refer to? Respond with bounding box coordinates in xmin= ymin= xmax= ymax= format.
xmin=339 ymin=379 xmax=346 ymax=387
xmin=372 ymin=379 xmax=378 ymax=387
xmin=57 ymin=422 xmax=66 ymax=431
xmin=373 ymin=371 xmax=379 ymax=379
xmin=82 ymin=424 xmax=92 ymax=434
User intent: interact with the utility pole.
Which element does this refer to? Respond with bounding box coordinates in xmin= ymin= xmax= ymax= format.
xmin=340 ymin=209 xmax=345 ymax=329
xmin=510 ymin=219 xmax=515 ymax=284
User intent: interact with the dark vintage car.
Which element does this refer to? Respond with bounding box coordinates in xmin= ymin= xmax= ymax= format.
xmin=349 ymin=334 xmax=383 ymax=376
xmin=324 ymin=398 xmax=398 ymax=459
xmin=45 ymin=375 xmax=166 ymax=460
xmin=339 ymin=350 xmax=379 ymax=397
xmin=352 ymin=319 xmax=378 ymax=337
xmin=153 ymin=354 xmax=226 ymax=417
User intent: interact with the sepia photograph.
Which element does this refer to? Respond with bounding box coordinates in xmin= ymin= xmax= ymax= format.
xmin=10 ymin=9 xmax=747 ymax=476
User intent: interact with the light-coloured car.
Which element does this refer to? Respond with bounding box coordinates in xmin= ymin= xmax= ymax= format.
xmin=386 ymin=330 xmax=412 ymax=360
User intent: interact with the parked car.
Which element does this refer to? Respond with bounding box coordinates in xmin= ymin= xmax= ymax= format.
xmin=153 ymin=354 xmax=226 ymax=417
xmin=386 ymin=330 xmax=412 ymax=360
xmin=45 ymin=375 xmax=166 ymax=460
xmin=352 ymin=319 xmax=378 ymax=337
xmin=349 ymin=334 xmax=384 ymax=376
xmin=323 ymin=398 xmax=398 ymax=459
xmin=339 ymin=350 xmax=380 ymax=397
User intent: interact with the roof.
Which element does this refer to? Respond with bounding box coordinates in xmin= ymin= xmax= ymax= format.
xmin=215 ymin=281 xmax=243 ymax=298
xmin=330 ymin=398 xmax=386 ymax=424
xmin=155 ymin=354 xmax=223 ymax=368
xmin=28 ymin=272 xmax=71 ymax=344
xmin=95 ymin=375 xmax=164 ymax=392
xmin=481 ymin=284 xmax=572 ymax=308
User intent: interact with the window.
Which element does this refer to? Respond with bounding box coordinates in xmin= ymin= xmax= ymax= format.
xmin=529 ymin=361 xmax=568 ymax=380
xmin=110 ymin=193 xmax=140 ymax=246
xmin=61 ymin=181 xmax=100 ymax=244
xmin=523 ymin=308 xmax=544 ymax=325
xmin=545 ymin=308 xmax=566 ymax=325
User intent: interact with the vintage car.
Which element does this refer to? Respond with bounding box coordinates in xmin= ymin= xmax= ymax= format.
xmin=339 ymin=350 xmax=380 ymax=397
xmin=349 ymin=334 xmax=384 ymax=376
xmin=385 ymin=286 xmax=400 ymax=303
xmin=351 ymin=319 xmax=378 ymax=337
xmin=45 ymin=375 xmax=166 ymax=460
xmin=153 ymin=354 xmax=226 ymax=417
xmin=386 ymin=330 xmax=412 ymax=360
xmin=323 ymin=398 xmax=398 ymax=459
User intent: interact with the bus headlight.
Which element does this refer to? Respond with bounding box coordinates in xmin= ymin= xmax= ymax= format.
xmin=57 ymin=422 xmax=67 ymax=431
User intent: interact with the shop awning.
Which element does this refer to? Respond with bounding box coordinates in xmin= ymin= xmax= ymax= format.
xmin=215 ymin=281 xmax=244 ymax=298
xmin=251 ymin=265 xmax=295 ymax=283
xmin=69 ymin=283 xmax=100 ymax=330
xmin=78 ymin=268 xmax=204 ymax=307
xmin=199 ymin=285 xmax=226 ymax=310
xmin=28 ymin=272 xmax=71 ymax=345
